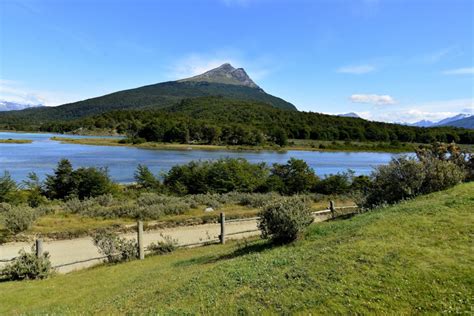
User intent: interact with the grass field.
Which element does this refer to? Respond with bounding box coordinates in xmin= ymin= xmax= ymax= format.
xmin=1 ymin=182 xmax=472 ymax=314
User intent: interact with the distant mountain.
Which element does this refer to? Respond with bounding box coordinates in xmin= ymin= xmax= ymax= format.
xmin=0 ymin=100 xmax=43 ymax=111
xmin=338 ymin=112 xmax=360 ymax=118
xmin=179 ymin=63 xmax=261 ymax=89
xmin=439 ymin=115 xmax=474 ymax=129
xmin=409 ymin=114 xmax=472 ymax=128
xmin=0 ymin=63 xmax=296 ymax=124
xmin=436 ymin=114 xmax=471 ymax=126
xmin=410 ymin=120 xmax=436 ymax=127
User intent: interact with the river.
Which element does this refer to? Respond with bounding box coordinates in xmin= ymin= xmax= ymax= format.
xmin=0 ymin=132 xmax=401 ymax=183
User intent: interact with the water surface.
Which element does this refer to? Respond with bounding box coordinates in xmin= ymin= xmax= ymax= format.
xmin=0 ymin=132 xmax=401 ymax=183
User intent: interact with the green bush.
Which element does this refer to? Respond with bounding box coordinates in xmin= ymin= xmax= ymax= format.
xmin=164 ymin=158 xmax=269 ymax=195
xmin=0 ymin=247 xmax=52 ymax=281
xmin=258 ymin=197 xmax=313 ymax=243
xmin=93 ymin=229 xmax=138 ymax=263
xmin=44 ymin=159 xmax=114 ymax=200
xmin=362 ymin=155 xmax=466 ymax=208
xmin=267 ymin=158 xmax=319 ymax=195
xmin=147 ymin=235 xmax=178 ymax=255
xmin=3 ymin=205 xmax=36 ymax=234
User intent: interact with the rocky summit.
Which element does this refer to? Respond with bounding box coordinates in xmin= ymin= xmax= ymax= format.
xmin=179 ymin=63 xmax=261 ymax=90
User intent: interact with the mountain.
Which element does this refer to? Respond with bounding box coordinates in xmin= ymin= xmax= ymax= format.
xmin=338 ymin=112 xmax=360 ymax=118
xmin=439 ymin=115 xmax=474 ymax=129
xmin=436 ymin=114 xmax=471 ymax=126
xmin=179 ymin=63 xmax=260 ymax=89
xmin=410 ymin=120 xmax=435 ymax=127
xmin=0 ymin=100 xmax=43 ymax=111
xmin=409 ymin=114 xmax=472 ymax=128
xmin=0 ymin=64 xmax=296 ymax=124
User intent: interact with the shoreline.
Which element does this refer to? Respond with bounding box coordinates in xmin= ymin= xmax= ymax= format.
xmin=49 ymin=136 xmax=415 ymax=153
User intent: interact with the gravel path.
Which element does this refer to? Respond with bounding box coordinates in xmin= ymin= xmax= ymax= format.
xmin=0 ymin=211 xmax=335 ymax=273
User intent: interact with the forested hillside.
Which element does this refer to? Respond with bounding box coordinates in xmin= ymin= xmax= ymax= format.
xmin=0 ymin=81 xmax=295 ymax=128
xmin=38 ymin=97 xmax=474 ymax=146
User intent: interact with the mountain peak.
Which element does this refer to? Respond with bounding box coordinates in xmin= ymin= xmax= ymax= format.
xmin=179 ymin=63 xmax=261 ymax=90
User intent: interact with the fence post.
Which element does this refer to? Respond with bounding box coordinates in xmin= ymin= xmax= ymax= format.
xmin=329 ymin=200 xmax=336 ymax=219
xmin=137 ymin=220 xmax=144 ymax=260
xmin=220 ymin=212 xmax=225 ymax=244
xmin=35 ymin=239 xmax=43 ymax=258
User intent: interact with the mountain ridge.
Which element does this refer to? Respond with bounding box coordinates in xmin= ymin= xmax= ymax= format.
xmin=0 ymin=64 xmax=297 ymax=123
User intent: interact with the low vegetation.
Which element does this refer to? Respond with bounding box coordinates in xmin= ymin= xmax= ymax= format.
xmin=258 ymin=196 xmax=313 ymax=243
xmin=0 ymin=139 xmax=32 ymax=144
xmin=0 ymin=247 xmax=52 ymax=281
xmin=0 ymin=182 xmax=471 ymax=313
xmin=0 ymin=142 xmax=471 ymax=242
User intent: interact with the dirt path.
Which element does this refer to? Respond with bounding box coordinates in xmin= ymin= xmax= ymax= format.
xmin=0 ymin=212 xmax=334 ymax=274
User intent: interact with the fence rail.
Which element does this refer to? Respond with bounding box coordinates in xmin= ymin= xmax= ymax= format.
xmin=0 ymin=201 xmax=357 ymax=271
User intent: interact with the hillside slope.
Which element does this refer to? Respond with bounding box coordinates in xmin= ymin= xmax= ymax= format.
xmin=440 ymin=115 xmax=474 ymax=129
xmin=0 ymin=65 xmax=296 ymax=125
xmin=1 ymin=182 xmax=472 ymax=314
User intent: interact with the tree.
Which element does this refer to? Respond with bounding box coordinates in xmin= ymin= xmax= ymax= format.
xmin=267 ymin=158 xmax=319 ymax=195
xmin=134 ymin=164 xmax=161 ymax=190
xmin=0 ymin=171 xmax=18 ymax=204
xmin=44 ymin=159 xmax=74 ymax=199
xmin=22 ymin=172 xmax=45 ymax=207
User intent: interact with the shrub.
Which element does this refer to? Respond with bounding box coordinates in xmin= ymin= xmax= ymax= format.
xmin=93 ymin=193 xmax=115 ymax=207
xmin=267 ymin=158 xmax=319 ymax=195
xmin=93 ymin=229 xmax=138 ymax=263
xmin=421 ymin=158 xmax=465 ymax=193
xmin=3 ymin=205 xmax=36 ymax=234
xmin=147 ymin=235 xmax=178 ymax=255
xmin=362 ymin=155 xmax=466 ymax=208
xmin=0 ymin=247 xmax=52 ymax=281
xmin=314 ymin=171 xmax=353 ymax=195
xmin=44 ymin=159 xmax=114 ymax=200
xmin=258 ymin=197 xmax=313 ymax=243
xmin=65 ymin=197 xmax=98 ymax=214
xmin=0 ymin=202 xmax=12 ymax=213
xmin=164 ymin=158 xmax=269 ymax=195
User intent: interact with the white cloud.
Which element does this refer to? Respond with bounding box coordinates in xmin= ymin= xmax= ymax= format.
xmin=442 ymin=67 xmax=474 ymax=75
xmin=337 ymin=64 xmax=376 ymax=74
xmin=350 ymin=94 xmax=396 ymax=105
xmin=0 ymin=79 xmax=81 ymax=106
xmin=357 ymin=98 xmax=474 ymax=123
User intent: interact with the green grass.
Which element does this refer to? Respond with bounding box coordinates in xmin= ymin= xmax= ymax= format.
xmin=1 ymin=183 xmax=473 ymax=314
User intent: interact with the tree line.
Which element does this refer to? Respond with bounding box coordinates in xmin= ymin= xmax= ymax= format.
xmin=30 ymin=96 xmax=474 ymax=146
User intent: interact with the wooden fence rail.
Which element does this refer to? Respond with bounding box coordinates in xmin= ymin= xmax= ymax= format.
xmin=0 ymin=201 xmax=357 ymax=270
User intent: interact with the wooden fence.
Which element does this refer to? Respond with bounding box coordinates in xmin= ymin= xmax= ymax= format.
xmin=0 ymin=201 xmax=358 ymax=270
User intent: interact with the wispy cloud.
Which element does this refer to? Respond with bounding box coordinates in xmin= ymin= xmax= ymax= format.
xmin=337 ymin=64 xmax=376 ymax=74
xmin=419 ymin=47 xmax=458 ymax=64
xmin=442 ymin=67 xmax=474 ymax=75
xmin=350 ymin=94 xmax=396 ymax=105
xmin=0 ymin=79 xmax=81 ymax=106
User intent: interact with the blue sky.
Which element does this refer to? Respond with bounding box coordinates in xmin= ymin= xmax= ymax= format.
xmin=0 ymin=0 xmax=473 ymax=123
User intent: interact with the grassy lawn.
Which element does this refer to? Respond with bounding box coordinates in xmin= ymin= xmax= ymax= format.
xmin=1 ymin=182 xmax=472 ymax=314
